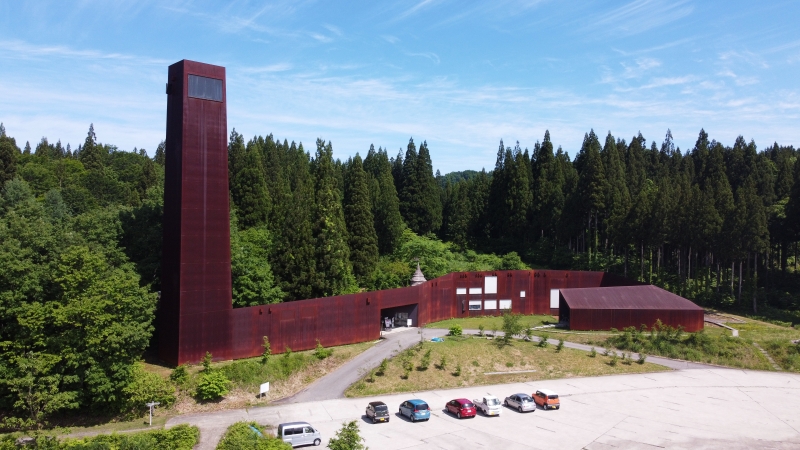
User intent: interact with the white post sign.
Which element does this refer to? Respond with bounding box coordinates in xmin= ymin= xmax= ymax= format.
xmin=259 ymin=382 xmax=270 ymax=397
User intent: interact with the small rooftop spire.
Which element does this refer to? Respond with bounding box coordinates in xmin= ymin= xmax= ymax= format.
xmin=410 ymin=261 xmax=427 ymax=286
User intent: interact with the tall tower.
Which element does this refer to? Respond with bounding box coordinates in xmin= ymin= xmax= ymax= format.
xmin=159 ymin=60 xmax=233 ymax=365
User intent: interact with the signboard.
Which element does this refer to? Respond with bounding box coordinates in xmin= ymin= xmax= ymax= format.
xmin=259 ymin=382 xmax=270 ymax=396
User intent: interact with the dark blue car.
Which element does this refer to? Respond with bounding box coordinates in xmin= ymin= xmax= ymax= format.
xmin=399 ymin=399 xmax=430 ymax=422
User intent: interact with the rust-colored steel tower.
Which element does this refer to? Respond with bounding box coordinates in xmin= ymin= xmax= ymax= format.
xmin=159 ymin=60 xmax=232 ymax=365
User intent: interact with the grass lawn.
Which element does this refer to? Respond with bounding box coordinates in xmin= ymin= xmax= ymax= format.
xmin=425 ymin=314 xmax=557 ymax=332
xmin=345 ymin=335 xmax=666 ymax=397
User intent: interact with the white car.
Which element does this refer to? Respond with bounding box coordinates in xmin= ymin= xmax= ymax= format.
xmin=473 ymin=395 xmax=502 ymax=416
xmin=504 ymin=393 xmax=536 ymax=412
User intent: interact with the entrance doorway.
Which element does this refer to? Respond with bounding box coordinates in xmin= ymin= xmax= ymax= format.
xmin=380 ymin=304 xmax=419 ymax=330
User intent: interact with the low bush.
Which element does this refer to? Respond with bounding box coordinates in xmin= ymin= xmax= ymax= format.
xmin=589 ymin=347 xmax=597 ymax=357
xmin=418 ymin=349 xmax=431 ymax=370
xmin=555 ymin=339 xmax=564 ymax=353
xmin=26 ymin=424 xmax=200 ymax=450
xmin=478 ymin=324 xmax=485 ymax=337
xmin=170 ymin=365 xmax=189 ymax=387
xmin=196 ymin=370 xmax=231 ymax=401
xmin=216 ymin=422 xmax=290 ymax=450
xmin=328 ymin=420 xmax=366 ymax=450
xmin=537 ymin=334 xmax=549 ymax=348
xmin=449 ymin=325 xmax=463 ymax=337
xmin=123 ymin=364 xmax=176 ymax=418
xmin=437 ymin=355 xmax=447 ymax=370
xmin=453 ymin=363 xmax=462 ymax=377
xmin=314 ymin=340 xmax=333 ymax=360
xmin=376 ymin=358 xmax=389 ymax=376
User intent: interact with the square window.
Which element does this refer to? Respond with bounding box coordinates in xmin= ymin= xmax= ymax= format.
xmin=520 ymin=290 xmax=526 ymax=297
xmin=484 ymin=276 xmax=497 ymax=294
xmin=499 ymin=299 xmax=512 ymax=309
xmin=484 ymin=300 xmax=497 ymax=310
xmin=468 ymin=300 xmax=482 ymax=310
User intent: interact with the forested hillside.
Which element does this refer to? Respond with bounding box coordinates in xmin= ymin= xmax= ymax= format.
xmin=1 ymin=121 xmax=799 ymax=429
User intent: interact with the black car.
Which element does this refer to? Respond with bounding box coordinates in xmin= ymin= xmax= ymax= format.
xmin=365 ymin=401 xmax=390 ymax=423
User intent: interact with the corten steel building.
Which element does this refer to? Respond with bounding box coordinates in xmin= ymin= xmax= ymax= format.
xmin=558 ymin=285 xmax=705 ymax=332
xmin=158 ymin=60 xmax=704 ymax=366
xmin=160 ymin=60 xmax=233 ymax=365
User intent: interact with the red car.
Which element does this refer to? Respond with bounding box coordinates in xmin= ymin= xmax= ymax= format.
xmin=446 ymin=398 xmax=477 ymax=419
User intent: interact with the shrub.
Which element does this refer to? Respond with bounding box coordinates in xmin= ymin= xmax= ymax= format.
xmin=195 ymin=370 xmax=231 ymax=401
xmin=449 ymin=325 xmax=463 ymax=337
xmin=261 ymin=336 xmax=272 ymax=364
xmin=58 ymin=424 xmax=199 ymax=450
xmin=505 ymin=362 xmax=513 ymax=367
xmin=453 ymin=363 xmax=462 ymax=377
xmin=202 ymin=352 xmax=213 ymax=372
xmin=637 ymin=353 xmax=647 ymax=364
xmin=216 ymin=422 xmax=290 ymax=450
xmin=438 ymin=355 xmax=447 ymax=370
xmin=524 ymin=327 xmax=533 ymax=341
xmin=608 ymin=353 xmax=618 ymax=366
xmin=478 ymin=324 xmax=485 ymax=337
xmin=502 ymin=312 xmax=525 ymax=342
xmin=328 ymin=420 xmax=367 ymax=450
xmin=123 ymin=364 xmax=176 ymax=418
xmin=555 ymin=339 xmax=564 ymax=353
xmin=471 ymin=360 xmax=479 ymax=367
xmin=377 ymin=358 xmax=388 ymax=376
xmin=314 ymin=340 xmax=333 ymax=360
xmin=170 ymin=365 xmax=189 ymax=386
xmin=418 ymin=349 xmax=431 ymax=370
xmin=589 ymin=347 xmax=597 ymax=357
xmin=538 ymin=334 xmax=549 ymax=348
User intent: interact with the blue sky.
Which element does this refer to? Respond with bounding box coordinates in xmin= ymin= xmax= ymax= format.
xmin=1 ymin=0 xmax=798 ymax=173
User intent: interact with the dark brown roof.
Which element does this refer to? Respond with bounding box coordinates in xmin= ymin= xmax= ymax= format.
xmin=560 ymin=285 xmax=702 ymax=310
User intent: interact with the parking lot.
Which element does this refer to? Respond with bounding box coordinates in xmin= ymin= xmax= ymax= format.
xmin=172 ymin=368 xmax=800 ymax=449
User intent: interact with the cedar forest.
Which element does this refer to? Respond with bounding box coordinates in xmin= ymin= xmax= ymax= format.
xmin=1 ymin=122 xmax=799 ymax=429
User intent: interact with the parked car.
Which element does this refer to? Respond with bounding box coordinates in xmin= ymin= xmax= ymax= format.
xmin=504 ymin=393 xmax=536 ymax=412
xmin=533 ymin=389 xmax=560 ymax=410
xmin=446 ymin=398 xmax=477 ymax=419
xmin=365 ymin=401 xmax=390 ymax=423
xmin=277 ymin=422 xmax=322 ymax=447
xmin=472 ymin=395 xmax=502 ymax=416
xmin=399 ymin=399 xmax=431 ymax=422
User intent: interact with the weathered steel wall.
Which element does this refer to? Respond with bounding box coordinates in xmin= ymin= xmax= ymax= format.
xmin=160 ymin=60 xmax=232 ymax=366
xmin=210 ymin=270 xmax=627 ymax=364
xmin=565 ymin=307 xmax=704 ymax=332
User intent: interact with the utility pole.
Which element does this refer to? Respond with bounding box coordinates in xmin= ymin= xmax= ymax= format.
xmin=145 ymin=402 xmax=160 ymax=426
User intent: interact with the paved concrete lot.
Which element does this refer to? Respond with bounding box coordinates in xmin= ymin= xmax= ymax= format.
xmin=170 ymin=368 xmax=800 ymax=449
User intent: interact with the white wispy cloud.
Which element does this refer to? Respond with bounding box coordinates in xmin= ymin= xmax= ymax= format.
xmin=0 ymin=40 xmax=168 ymax=65
xmin=406 ymin=52 xmax=440 ymax=64
xmin=587 ymin=0 xmax=694 ymax=36
xmin=394 ymin=0 xmax=441 ymax=21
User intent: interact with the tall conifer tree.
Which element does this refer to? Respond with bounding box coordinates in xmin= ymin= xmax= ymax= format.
xmin=364 ymin=145 xmax=404 ymax=255
xmin=344 ymin=154 xmax=379 ymax=283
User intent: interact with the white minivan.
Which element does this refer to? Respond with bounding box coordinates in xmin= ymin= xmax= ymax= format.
xmin=277 ymin=422 xmax=322 ymax=447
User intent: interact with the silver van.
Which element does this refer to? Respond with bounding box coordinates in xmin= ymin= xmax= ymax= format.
xmin=277 ymin=422 xmax=322 ymax=447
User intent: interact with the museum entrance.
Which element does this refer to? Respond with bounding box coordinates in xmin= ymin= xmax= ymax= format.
xmin=380 ymin=304 xmax=419 ymax=330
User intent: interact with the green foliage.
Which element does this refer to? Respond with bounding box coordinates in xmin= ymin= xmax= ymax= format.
xmin=261 ymin=336 xmax=272 ymax=364
xmin=328 ymin=420 xmax=367 ymax=450
xmin=58 ymin=424 xmax=198 ymax=450
xmin=376 ymin=359 xmax=388 ymax=376
xmin=170 ymin=365 xmax=189 ymax=386
xmin=122 ymin=364 xmax=176 ymax=418
xmin=202 ymin=352 xmax=213 ymax=372
xmin=363 ymin=145 xmax=404 ymax=255
xmin=344 ymin=155 xmax=379 ymax=283
xmin=437 ymin=355 xmax=447 ymax=370
xmin=216 ymin=422 xmax=291 ymax=450
xmin=538 ymin=334 xmax=549 ymax=348
xmin=418 ymin=349 xmax=431 ymax=370
xmin=608 ymin=353 xmax=618 ymax=366
xmin=556 ymin=339 xmax=565 ymax=352
xmin=589 ymin=347 xmax=597 ymax=357
xmin=453 ymin=363 xmax=462 ymax=377
xmin=449 ymin=325 xmax=463 ymax=336
xmin=637 ymin=353 xmax=647 ymax=364
xmin=195 ymin=370 xmax=231 ymax=401
xmin=220 ymin=349 xmax=311 ymax=390
xmin=478 ymin=324 xmax=485 ymax=336
xmin=314 ymin=340 xmax=333 ymax=360
xmin=501 ymin=313 xmax=524 ymax=343
xmin=230 ymin=220 xmax=284 ymax=307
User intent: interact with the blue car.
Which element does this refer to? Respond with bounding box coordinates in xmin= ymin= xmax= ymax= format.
xmin=399 ymin=399 xmax=430 ymax=422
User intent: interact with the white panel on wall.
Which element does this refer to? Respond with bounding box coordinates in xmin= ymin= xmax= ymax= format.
xmin=469 ymin=287 xmax=482 ymax=295
xmin=520 ymin=290 xmax=526 ymax=298
xmin=484 ymin=300 xmax=497 ymax=310
xmin=484 ymin=276 xmax=497 ymax=294
xmin=456 ymin=288 xmax=467 ymax=295
xmin=468 ymin=300 xmax=482 ymax=310
xmin=499 ymin=299 xmax=512 ymax=309
xmin=550 ymin=289 xmax=560 ymax=308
